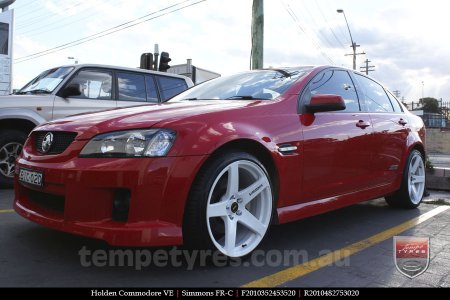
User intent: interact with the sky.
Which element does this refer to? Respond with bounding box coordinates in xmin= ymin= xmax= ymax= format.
xmin=5 ymin=0 xmax=450 ymax=102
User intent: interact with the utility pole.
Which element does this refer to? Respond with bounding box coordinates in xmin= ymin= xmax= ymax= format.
xmin=345 ymin=46 xmax=365 ymax=71
xmin=251 ymin=0 xmax=263 ymax=70
xmin=360 ymin=59 xmax=375 ymax=75
xmin=393 ymin=90 xmax=401 ymax=98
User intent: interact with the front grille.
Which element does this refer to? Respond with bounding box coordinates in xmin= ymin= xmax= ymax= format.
xmin=35 ymin=131 xmax=77 ymax=155
xmin=28 ymin=190 xmax=65 ymax=212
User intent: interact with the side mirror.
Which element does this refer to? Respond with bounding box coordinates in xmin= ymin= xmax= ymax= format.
xmin=305 ymin=94 xmax=346 ymax=113
xmin=60 ymin=83 xmax=81 ymax=98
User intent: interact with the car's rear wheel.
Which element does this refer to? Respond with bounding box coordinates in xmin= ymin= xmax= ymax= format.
xmin=0 ymin=130 xmax=27 ymax=188
xmin=385 ymin=150 xmax=425 ymax=208
xmin=183 ymin=151 xmax=273 ymax=258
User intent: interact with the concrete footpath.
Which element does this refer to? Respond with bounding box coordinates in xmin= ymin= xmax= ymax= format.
xmin=427 ymin=154 xmax=450 ymax=191
xmin=429 ymin=154 xmax=450 ymax=169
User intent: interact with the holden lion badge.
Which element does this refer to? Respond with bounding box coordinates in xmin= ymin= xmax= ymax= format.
xmin=394 ymin=236 xmax=430 ymax=278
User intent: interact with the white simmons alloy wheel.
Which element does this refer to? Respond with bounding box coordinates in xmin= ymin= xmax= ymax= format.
xmin=206 ymin=160 xmax=272 ymax=257
xmin=408 ymin=151 xmax=425 ymax=205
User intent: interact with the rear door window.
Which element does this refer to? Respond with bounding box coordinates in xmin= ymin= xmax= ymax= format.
xmin=157 ymin=76 xmax=188 ymax=101
xmin=117 ymin=72 xmax=147 ymax=102
xmin=354 ymin=74 xmax=394 ymax=113
xmin=145 ymin=75 xmax=159 ymax=103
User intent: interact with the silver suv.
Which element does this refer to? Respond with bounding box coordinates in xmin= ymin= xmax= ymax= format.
xmin=0 ymin=64 xmax=193 ymax=187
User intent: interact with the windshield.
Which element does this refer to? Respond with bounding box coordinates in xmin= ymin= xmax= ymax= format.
xmin=170 ymin=67 xmax=312 ymax=101
xmin=16 ymin=66 xmax=74 ymax=94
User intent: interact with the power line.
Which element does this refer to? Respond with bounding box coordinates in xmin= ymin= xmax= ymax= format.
xmin=300 ymin=0 xmax=336 ymax=50
xmin=324 ymin=0 xmax=351 ymax=45
xmin=15 ymin=0 xmax=193 ymax=60
xmin=314 ymin=0 xmax=346 ymax=49
xmin=17 ymin=8 xmax=96 ymax=35
xmin=282 ymin=1 xmax=334 ymax=64
xmin=16 ymin=1 xmax=119 ymax=37
xmin=15 ymin=1 xmax=86 ymax=30
xmin=19 ymin=10 xmax=100 ymax=37
xmin=10 ymin=0 xmax=39 ymax=10
xmin=12 ymin=1 xmax=48 ymax=19
xmin=14 ymin=0 xmax=207 ymax=64
xmin=15 ymin=3 xmax=92 ymax=33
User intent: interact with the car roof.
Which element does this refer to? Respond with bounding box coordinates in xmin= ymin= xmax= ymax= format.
xmin=57 ymin=64 xmax=191 ymax=81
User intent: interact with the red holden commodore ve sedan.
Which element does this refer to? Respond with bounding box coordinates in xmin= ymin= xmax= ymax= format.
xmin=14 ymin=66 xmax=426 ymax=258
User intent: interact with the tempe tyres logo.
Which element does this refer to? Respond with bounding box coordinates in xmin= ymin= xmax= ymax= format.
xmin=394 ymin=236 xmax=430 ymax=278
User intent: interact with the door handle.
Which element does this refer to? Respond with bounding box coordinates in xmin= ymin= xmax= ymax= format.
xmin=356 ymin=120 xmax=371 ymax=129
xmin=398 ymin=118 xmax=408 ymax=126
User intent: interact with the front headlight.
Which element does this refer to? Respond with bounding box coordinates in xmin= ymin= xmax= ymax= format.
xmin=79 ymin=129 xmax=176 ymax=157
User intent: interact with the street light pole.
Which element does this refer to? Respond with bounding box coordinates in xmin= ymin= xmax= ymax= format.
xmin=422 ymin=81 xmax=424 ymax=100
xmin=337 ymin=9 xmax=363 ymax=70
xmin=67 ymin=56 xmax=78 ymax=64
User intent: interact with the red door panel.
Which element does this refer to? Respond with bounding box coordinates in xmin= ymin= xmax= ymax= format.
xmin=368 ymin=113 xmax=409 ymax=185
xmin=301 ymin=112 xmax=373 ymax=202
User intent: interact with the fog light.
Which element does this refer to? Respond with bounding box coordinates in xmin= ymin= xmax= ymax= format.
xmin=112 ymin=189 xmax=130 ymax=222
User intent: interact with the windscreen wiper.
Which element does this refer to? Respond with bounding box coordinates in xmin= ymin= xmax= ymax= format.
xmin=226 ymin=95 xmax=255 ymax=100
xmin=263 ymin=68 xmax=292 ymax=78
xmin=28 ymin=89 xmax=52 ymax=94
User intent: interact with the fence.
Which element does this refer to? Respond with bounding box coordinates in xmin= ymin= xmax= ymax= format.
xmin=403 ymin=99 xmax=450 ymax=129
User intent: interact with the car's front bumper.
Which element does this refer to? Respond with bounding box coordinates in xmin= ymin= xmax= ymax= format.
xmin=14 ymin=155 xmax=206 ymax=246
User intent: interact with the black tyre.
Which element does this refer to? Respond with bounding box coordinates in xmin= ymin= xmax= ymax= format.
xmin=385 ymin=150 xmax=425 ymax=209
xmin=0 ymin=130 xmax=27 ymax=188
xmin=183 ymin=151 xmax=273 ymax=258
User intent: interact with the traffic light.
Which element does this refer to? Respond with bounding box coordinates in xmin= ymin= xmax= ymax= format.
xmin=140 ymin=53 xmax=153 ymax=70
xmin=159 ymin=52 xmax=171 ymax=72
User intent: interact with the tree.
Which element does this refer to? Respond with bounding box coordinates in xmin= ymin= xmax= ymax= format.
xmin=419 ymin=97 xmax=441 ymax=113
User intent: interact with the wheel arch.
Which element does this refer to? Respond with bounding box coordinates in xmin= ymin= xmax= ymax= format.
xmin=401 ymin=141 xmax=426 ymax=170
xmin=385 ymin=142 xmax=426 ymax=209
xmin=411 ymin=143 xmax=426 ymax=159
xmin=186 ymin=138 xmax=280 ymax=224
xmin=403 ymin=142 xmax=426 ymax=171
xmin=0 ymin=118 xmax=39 ymax=135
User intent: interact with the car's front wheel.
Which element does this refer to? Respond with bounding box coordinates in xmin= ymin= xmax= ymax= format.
xmin=385 ymin=149 xmax=425 ymax=208
xmin=0 ymin=130 xmax=27 ymax=188
xmin=183 ymin=151 xmax=273 ymax=258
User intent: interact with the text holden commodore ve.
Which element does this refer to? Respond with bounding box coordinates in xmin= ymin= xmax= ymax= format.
xmin=14 ymin=66 xmax=426 ymax=258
